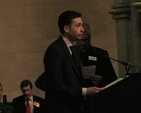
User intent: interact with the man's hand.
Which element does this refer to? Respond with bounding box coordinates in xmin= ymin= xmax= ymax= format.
xmin=86 ymin=86 xmax=105 ymax=95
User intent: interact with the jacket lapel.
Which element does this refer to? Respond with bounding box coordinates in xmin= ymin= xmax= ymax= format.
xmin=58 ymin=36 xmax=85 ymax=85
xmin=58 ymin=36 xmax=80 ymax=77
xmin=63 ymin=45 xmax=80 ymax=75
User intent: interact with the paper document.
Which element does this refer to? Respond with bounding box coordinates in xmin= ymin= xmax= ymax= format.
xmin=82 ymin=65 xmax=96 ymax=79
xmin=104 ymin=78 xmax=124 ymax=89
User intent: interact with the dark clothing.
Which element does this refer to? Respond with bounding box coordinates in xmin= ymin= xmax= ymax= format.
xmin=80 ymin=45 xmax=118 ymax=113
xmin=12 ymin=95 xmax=45 ymax=113
xmin=0 ymin=103 xmax=14 ymax=113
xmin=80 ymin=45 xmax=117 ymax=87
xmin=44 ymin=36 xmax=85 ymax=113
xmin=35 ymin=38 xmax=117 ymax=113
xmin=35 ymin=72 xmax=46 ymax=92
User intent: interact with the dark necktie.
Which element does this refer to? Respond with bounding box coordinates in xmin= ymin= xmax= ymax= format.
xmin=70 ymin=46 xmax=79 ymax=69
xmin=26 ymin=99 xmax=31 ymax=113
xmin=70 ymin=46 xmax=85 ymax=86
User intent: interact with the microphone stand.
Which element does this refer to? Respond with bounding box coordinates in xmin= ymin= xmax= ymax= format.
xmin=124 ymin=63 xmax=132 ymax=77
xmin=93 ymin=46 xmax=141 ymax=77
xmin=106 ymin=57 xmax=132 ymax=77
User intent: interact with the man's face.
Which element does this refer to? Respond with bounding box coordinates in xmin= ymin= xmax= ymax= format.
xmin=66 ymin=17 xmax=84 ymax=41
xmin=0 ymin=85 xmax=3 ymax=100
xmin=76 ymin=35 xmax=90 ymax=52
xmin=21 ymin=85 xmax=32 ymax=99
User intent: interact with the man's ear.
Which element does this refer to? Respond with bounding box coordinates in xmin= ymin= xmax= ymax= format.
xmin=64 ymin=26 xmax=69 ymax=33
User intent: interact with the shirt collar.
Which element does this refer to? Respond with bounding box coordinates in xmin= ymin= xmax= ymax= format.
xmin=25 ymin=95 xmax=33 ymax=101
xmin=62 ymin=36 xmax=72 ymax=48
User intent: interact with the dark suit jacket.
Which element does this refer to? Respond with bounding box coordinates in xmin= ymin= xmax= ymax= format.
xmin=0 ymin=103 xmax=14 ymax=113
xmin=44 ymin=36 xmax=85 ymax=113
xmin=80 ymin=45 xmax=117 ymax=87
xmin=35 ymin=72 xmax=46 ymax=92
xmin=12 ymin=95 xmax=45 ymax=113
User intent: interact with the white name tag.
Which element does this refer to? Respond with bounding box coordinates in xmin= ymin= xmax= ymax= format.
xmin=88 ymin=56 xmax=97 ymax=61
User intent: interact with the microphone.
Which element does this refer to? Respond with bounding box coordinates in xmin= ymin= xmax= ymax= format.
xmin=105 ymin=56 xmax=130 ymax=66
xmin=101 ymin=54 xmax=131 ymax=77
xmin=94 ymin=47 xmax=141 ymax=77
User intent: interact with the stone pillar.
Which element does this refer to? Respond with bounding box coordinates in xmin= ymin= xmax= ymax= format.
xmin=109 ymin=1 xmax=132 ymax=77
xmin=132 ymin=1 xmax=141 ymax=74
xmin=109 ymin=0 xmax=141 ymax=78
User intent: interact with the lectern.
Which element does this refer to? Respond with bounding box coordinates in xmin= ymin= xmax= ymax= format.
xmin=87 ymin=73 xmax=141 ymax=113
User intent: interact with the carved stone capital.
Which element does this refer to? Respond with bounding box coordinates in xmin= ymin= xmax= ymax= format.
xmin=133 ymin=2 xmax=141 ymax=13
xmin=109 ymin=3 xmax=131 ymax=19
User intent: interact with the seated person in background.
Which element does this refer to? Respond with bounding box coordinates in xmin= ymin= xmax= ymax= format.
xmin=0 ymin=83 xmax=15 ymax=113
xmin=12 ymin=79 xmax=45 ymax=113
xmin=76 ymin=23 xmax=118 ymax=87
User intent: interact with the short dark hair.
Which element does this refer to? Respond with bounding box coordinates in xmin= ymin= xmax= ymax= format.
xmin=20 ymin=79 xmax=32 ymax=90
xmin=58 ymin=10 xmax=82 ymax=34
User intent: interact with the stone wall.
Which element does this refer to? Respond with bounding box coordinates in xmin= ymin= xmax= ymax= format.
xmin=0 ymin=0 xmax=117 ymax=101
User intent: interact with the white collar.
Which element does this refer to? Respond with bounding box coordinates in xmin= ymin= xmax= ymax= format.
xmin=62 ymin=36 xmax=73 ymax=48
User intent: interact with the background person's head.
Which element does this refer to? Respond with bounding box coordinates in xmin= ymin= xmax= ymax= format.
xmin=20 ymin=79 xmax=33 ymax=99
xmin=58 ymin=10 xmax=84 ymax=43
xmin=76 ymin=23 xmax=91 ymax=52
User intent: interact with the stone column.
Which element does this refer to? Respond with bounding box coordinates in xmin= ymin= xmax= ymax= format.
xmin=132 ymin=1 xmax=141 ymax=74
xmin=109 ymin=1 xmax=132 ymax=78
xmin=109 ymin=0 xmax=141 ymax=78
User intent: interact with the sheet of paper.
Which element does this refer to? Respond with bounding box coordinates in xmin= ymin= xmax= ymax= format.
xmin=104 ymin=78 xmax=124 ymax=89
xmin=82 ymin=65 xmax=96 ymax=79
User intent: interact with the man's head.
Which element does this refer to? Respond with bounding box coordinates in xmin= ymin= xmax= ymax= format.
xmin=0 ymin=83 xmax=3 ymax=101
xmin=58 ymin=10 xmax=84 ymax=43
xmin=76 ymin=23 xmax=91 ymax=52
xmin=20 ymin=79 xmax=33 ymax=99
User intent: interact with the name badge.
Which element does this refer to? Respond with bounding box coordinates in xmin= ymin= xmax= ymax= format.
xmin=33 ymin=101 xmax=40 ymax=107
xmin=88 ymin=56 xmax=97 ymax=61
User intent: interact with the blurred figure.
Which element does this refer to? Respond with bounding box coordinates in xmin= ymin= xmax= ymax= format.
xmin=0 ymin=83 xmax=15 ymax=113
xmin=12 ymin=79 xmax=45 ymax=113
xmin=76 ymin=23 xmax=118 ymax=87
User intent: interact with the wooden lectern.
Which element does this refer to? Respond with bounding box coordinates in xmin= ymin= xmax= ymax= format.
xmin=87 ymin=73 xmax=141 ymax=113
